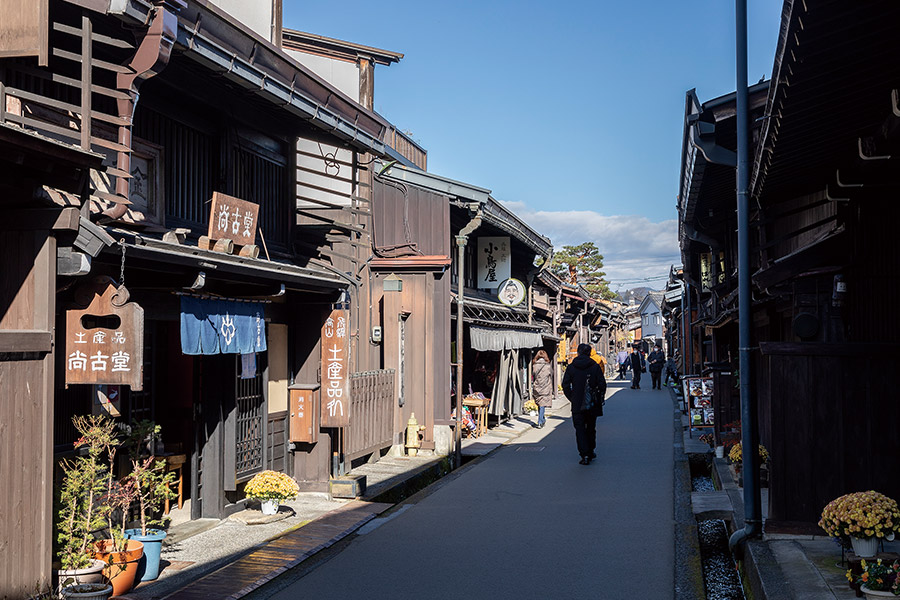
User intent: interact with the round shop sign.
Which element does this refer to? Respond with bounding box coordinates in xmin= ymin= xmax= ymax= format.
xmin=497 ymin=278 xmax=526 ymax=307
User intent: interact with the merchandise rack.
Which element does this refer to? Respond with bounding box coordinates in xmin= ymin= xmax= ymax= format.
xmin=683 ymin=376 xmax=714 ymax=438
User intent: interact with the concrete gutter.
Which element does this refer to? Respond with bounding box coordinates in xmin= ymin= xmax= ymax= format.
xmin=711 ymin=456 xmax=795 ymax=600
xmin=672 ymin=386 xmax=706 ymax=600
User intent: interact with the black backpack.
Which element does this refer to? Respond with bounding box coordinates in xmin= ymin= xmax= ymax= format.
xmin=583 ymin=372 xmax=595 ymax=411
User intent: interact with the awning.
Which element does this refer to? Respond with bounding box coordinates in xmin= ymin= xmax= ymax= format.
xmin=180 ymin=296 xmax=267 ymax=355
xmin=470 ymin=326 xmax=543 ymax=352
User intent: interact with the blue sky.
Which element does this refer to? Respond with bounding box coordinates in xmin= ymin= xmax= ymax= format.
xmin=284 ymin=1 xmax=784 ymax=291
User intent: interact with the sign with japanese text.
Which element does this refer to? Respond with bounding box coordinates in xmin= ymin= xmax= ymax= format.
xmin=65 ymin=277 xmax=144 ymax=390
xmin=320 ymin=309 xmax=350 ymax=428
xmin=477 ymin=236 xmax=510 ymax=290
xmin=289 ymin=387 xmax=319 ymax=443
xmin=207 ymin=192 xmax=259 ymax=247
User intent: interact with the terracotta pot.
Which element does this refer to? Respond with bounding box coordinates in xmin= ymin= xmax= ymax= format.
xmin=93 ymin=539 xmax=144 ymax=597
xmin=57 ymin=559 xmax=106 ymax=588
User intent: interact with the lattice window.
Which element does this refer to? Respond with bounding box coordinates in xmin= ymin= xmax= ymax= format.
xmin=234 ymin=362 xmax=265 ymax=481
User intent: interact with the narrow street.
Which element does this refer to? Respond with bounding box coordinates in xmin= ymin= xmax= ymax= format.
xmin=252 ymin=379 xmax=675 ymax=599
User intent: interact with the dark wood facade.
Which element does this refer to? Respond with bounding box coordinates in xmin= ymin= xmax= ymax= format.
xmin=0 ymin=125 xmax=102 ymax=597
xmin=678 ymin=0 xmax=900 ymax=531
xmin=0 ymin=3 xmax=402 ymax=587
xmin=370 ymin=181 xmax=451 ymax=449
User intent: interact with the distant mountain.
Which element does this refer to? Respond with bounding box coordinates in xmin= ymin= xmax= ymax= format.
xmin=616 ymin=286 xmax=658 ymax=305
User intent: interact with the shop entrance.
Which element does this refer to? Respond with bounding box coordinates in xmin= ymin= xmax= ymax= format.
xmin=192 ymin=353 xmax=267 ymax=519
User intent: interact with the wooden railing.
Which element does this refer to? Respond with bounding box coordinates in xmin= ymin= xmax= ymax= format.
xmin=345 ymin=369 xmax=395 ymax=461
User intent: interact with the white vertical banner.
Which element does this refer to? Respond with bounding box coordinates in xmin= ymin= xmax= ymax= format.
xmin=477 ymin=236 xmax=511 ymax=289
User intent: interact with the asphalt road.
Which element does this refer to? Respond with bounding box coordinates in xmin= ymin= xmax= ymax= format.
xmin=257 ymin=377 xmax=674 ymax=599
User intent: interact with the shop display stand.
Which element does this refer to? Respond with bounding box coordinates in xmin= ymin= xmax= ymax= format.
xmin=684 ymin=376 xmax=714 ymax=438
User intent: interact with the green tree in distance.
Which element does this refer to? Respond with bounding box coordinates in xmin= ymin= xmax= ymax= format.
xmin=550 ymin=242 xmax=616 ymax=300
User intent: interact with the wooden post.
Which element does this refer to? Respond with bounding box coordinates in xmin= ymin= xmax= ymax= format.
xmin=80 ymin=16 xmax=92 ymax=150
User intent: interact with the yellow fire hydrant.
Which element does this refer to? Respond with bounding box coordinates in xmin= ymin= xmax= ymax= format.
xmin=405 ymin=413 xmax=426 ymax=456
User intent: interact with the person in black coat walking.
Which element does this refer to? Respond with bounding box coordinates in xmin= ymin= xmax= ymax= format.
xmin=563 ymin=343 xmax=607 ymax=465
xmin=630 ymin=345 xmax=645 ymax=389
xmin=648 ymin=344 xmax=665 ymax=389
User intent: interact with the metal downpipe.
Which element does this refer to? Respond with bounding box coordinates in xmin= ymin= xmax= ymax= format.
xmin=454 ymin=211 xmax=482 ymax=468
xmin=730 ymin=0 xmax=762 ymax=552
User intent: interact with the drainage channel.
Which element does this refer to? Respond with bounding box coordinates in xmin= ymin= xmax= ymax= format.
xmin=690 ymin=454 xmax=745 ymax=600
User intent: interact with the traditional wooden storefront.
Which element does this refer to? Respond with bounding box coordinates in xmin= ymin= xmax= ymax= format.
xmin=0 ymin=0 xmax=398 ymax=538
xmin=376 ymin=165 xmax=553 ymax=431
xmin=677 ymin=0 xmax=900 ymax=531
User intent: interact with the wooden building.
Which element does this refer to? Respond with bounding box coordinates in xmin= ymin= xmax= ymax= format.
xmin=0 ymin=124 xmax=105 ymax=597
xmin=0 ymin=1 xmax=429 ymax=589
xmin=377 ymin=164 xmax=553 ymax=427
xmin=677 ymin=0 xmax=900 ymax=532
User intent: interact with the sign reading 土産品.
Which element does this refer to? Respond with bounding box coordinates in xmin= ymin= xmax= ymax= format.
xmin=207 ymin=192 xmax=259 ymax=247
xmin=320 ymin=309 xmax=350 ymax=428
xmin=65 ymin=277 xmax=144 ymax=391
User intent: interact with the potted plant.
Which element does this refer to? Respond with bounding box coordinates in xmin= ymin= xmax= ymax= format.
xmin=91 ymin=422 xmax=143 ymax=597
xmin=820 ymin=491 xmax=900 ymax=558
xmin=523 ymin=399 xmax=539 ymax=417
xmin=121 ymin=420 xmax=175 ymax=582
xmin=244 ymin=470 xmax=300 ymax=515
xmin=55 ymin=416 xmax=116 ymax=590
xmin=846 ymin=558 xmax=900 ymax=599
xmin=59 ymin=583 xmax=115 ymax=600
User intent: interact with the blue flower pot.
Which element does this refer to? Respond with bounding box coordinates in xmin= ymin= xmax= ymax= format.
xmin=124 ymin=528 xmax=167 ymax=582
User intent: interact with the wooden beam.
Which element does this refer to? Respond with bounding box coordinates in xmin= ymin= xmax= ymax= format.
xmin=2 ymin=207 xmax=80 ymax=231
xmin=0 ymin=330 xmax=52 ymax=353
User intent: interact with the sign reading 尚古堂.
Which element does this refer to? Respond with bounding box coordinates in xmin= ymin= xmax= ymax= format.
xmin=320 ymin=309 xmax=350 ymax=428
xmin=208 ymin=192 xmax=259 ymax=247
xmin=66 ymin=278 xmax=144 ymax=391
xmin=477 ymin=236 xmax=510 ymax=290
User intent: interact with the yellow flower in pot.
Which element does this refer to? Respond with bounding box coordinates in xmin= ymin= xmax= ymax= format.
xmin=245 ymin=470 xmax=300 ymax=515
xmin=820 ymin=491 xmax=900 ymax=558
xmin=727 ymin=442 xmax=770 ymax=464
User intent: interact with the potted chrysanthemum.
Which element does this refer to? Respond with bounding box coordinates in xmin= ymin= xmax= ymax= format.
xmin=244 ymin=470 xmax=300 ymax=515
xmin=727 ymin=442 xmax=770 ymax=465
xmin=820 ymin=491 xmax=900 ymax=558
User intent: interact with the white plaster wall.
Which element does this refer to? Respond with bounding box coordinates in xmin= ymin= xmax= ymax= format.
xmin=208 ymin=0 xmax=273 ymax=42
xmin=284 ymin=49 xmax=360 ymax=102
xmin=296 ymin=136 xmax=354 ymax=208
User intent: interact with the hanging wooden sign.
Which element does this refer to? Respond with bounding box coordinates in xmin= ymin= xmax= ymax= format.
xmin=289 ymin=384 xmax=320 ymax=443
xmin=320 ymin=309 xmax=350 ymax=428
xmin=65 ymin=277 xmax=144 ymax=390
xmin=207 ymin=192 xmax=259 ymax=247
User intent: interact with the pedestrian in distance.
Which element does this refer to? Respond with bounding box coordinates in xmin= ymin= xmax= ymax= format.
xmin=648 ymin=343 xmax=665 ymax=390
xmin=531 ymin=350 xmax=553 ymax=429
xmin=617 ymin=348 xmax=629 ymax=380
xmin=590 ymin=347 xmax=607 ymax=374
xmin=562 ymin=343 xmax=607 ymax=465
xmin=629 ymin=344 xmax=645 ymax=389
xmin=664 ymin=352 xmax=679 ymax=387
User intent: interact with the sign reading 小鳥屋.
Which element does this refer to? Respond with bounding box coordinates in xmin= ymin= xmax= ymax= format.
xmin=320 ymin=309 xmax=350 ymax=428
xmin=65 ymin=277 xmax=144 ymax=390
xmin=208 ymin=192 xmax=259 ymax=247
xmin=477 ymin=236 xmax=510 ymax=290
